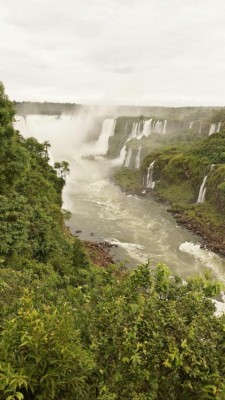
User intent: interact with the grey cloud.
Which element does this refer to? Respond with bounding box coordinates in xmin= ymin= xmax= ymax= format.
xmin=0 ymin=0 xmax=225 ymax=105
xmin=113 ymin=65 xmax=135 ymax=74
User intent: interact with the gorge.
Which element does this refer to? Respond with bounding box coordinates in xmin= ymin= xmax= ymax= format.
xmin=14 ymin=110 xmax=225 ymax=282
xmin=2 ymin=86 xmax=225 ymax=399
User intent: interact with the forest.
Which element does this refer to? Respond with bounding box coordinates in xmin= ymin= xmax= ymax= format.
xmin=1 ymin=82 xmax=225 ymax=400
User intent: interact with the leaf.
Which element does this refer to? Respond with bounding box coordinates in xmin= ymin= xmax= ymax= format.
xmin=163 ymin=359 xmax=172 ymax=368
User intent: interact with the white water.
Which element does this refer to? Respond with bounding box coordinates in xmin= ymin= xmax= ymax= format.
xmin=208 ymin=122 xmax=221 ymax=136
xmin=146 ymin=160 xmax=155 ymax=189
xmin=129 ymin=119 xmax=167 ymax=139
xmin=94 ymin=118 xmax=116 ymax=155
xmin=130 ymin=122 xmax=139 ymax=138
xmin=124 ymin=148 xmax=132 ymax=167
xmin=189 ymin=121 xmax=194 ymax=129
xmin=197 ymin=175 xmax=207 ymax=203
xmin=142 ymin=119 xmax=152 ymax=137
xmin=14 ymin=114 xmax=101 ymax=158
xmin=135 ymin=146 xmax=142 ymax=169
xmin=162 ymin=120 xmax=167 ymax=134
xmin=14 ymin=114 xmax=225 ymax=283
xmin=117 ymin=145 xmax=127 ymax=165
xmin=179 ymin=241 xmax=225 ymax=281
xmin=209 ymin=124 xmax=216 ymax=136
xmin=217 ymin=122 xmax=221 ymax=133
xmin=155 ymin=120 xmax=161 ymax=133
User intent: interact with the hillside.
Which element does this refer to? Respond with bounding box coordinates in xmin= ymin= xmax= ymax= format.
xmin=1 ymin=83 xmax=225 ymax=399
xmin=113 ymin=116 xmax=225 ymax=255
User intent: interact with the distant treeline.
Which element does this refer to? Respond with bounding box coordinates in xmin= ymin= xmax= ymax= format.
xmin=14 ymin=100 xmax=225 ymax=120
xmin=14 ymin=101 xmax=82 ymax=116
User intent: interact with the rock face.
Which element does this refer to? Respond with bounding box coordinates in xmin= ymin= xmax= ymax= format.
xmin=83 ymin=240 xmax=115 ymax=267
xmin=113 ymin=128 xmax=225 ymax=258
xmin=171 ymin=210 xmax=225 ymax=256
xmin=107 ymin=114 xmax=225 ymax=159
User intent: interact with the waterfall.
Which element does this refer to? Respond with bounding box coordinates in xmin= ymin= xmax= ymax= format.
xmin=152 ymin=121 xmax=156 ymax=133
xmin=209 ymin=122 xmax=221 ymax=136
xmin=137 ymin=122 xmax=143 ymax=138
xmin=189 ymin=121 xmax=194 ymax=129
xmin=130 ymin=121 xmax=145 ymax=139
xmin=14 ymin=114 xmax=101 ymax=158
xmin=124 ymin=148 xmax=132 ymax=167
xmin=196 ymin=175 xmax=207 ymax=203
xmin=209 ymin=123 xmax=216 ymax=136
xmin=199 ymin=121 xmax=202 ymax=134
xmin=162 ymin=120 xmax=167 ymax=134
xmin=14 ymin=115 xmax=29 ymax=136
xmin=130 ymin=122 xmax=138 ymax=138
xmin=217 ymin=122 xmax=222 ymax=132
xmin=142 ymin=119 xmax=152 ymax=137
xmin=95 ymin=118 xmax=116 ymax=154
xmin=146 ymin=160 xmax=155 ymax=189
xmin=155 ymin=120 xmax=163 ymax=134
xmin=116 ymin=145 xmax=127 ymax=165
xmin=135 ymin=146 xmax=142 ymax=169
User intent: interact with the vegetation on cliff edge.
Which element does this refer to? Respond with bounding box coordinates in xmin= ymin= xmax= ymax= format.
xmin=1 ymin=82 xmax=225 ymax=399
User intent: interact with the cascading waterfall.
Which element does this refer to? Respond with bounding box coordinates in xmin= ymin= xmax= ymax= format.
xmin=115 ymin=145 xmax=127 ymax=165
xmin=189 ymin=121 xmax=194 ymax=129
xmin=209 ymin=124 xmax=216 ymax=136
xmin=95 ymin=118 xmax=116 ymax=154
xmin=14 ymin=114 xmax=101 ymax=158
xmin=135 ymin=146 xmax=142 ymax=169
xmin=14 ymin=115 xmax=29 ymax=136
xmin=146 ymin=160 xmax=155 ymax=189
xmin=130 ymin=121 xmax=144 ymax=139
xmin=217 ymin=122 xmax=221 ymax=132
xmin=137 ymin=122 xmax=143 ymax=138
xmin=196 ymin=175 xmax=207 ymax=203
xmin=209 ymin=122 xmax=221 ymax=136
xmin=131 ymin=119 xmax=159 ymax=136
xmin=199 ymin=121 xmax=202 ymax=134
xmin=155 ymin=120 xmax=162 ymax=134
xmin=124 ymin=148 xmax=132 ymax=167
xmin=153 ymin=120 xmax=166 ymax=134
xmin=130 ymin=122 xmax=138 ymax=138
xmin=142 ymin=119 xmax=152 ymax=137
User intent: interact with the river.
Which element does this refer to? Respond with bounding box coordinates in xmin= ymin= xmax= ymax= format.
xmin=14 ymin=114 xmax=225 ymax=281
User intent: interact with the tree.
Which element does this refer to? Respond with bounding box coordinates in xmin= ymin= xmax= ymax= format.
xmin=54 ymin=161 xmax=70 ymax=181
xmin=42 ymin=140 xmax=51 ymax=159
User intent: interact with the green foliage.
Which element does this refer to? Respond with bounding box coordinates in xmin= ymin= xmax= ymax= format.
xmin=195 ymin=131 xmax=225 ymax=163
xmin=0 ymin=194 xmax=31 ymax=256
xmin=217 ymin=182 xmax=225 ymax=194
xmin=88 ymin=265 xmax=225 ymax=400
xmin=113 ymin=168 xmax=143 ymax=193
xmin=0 ymin=294 xmax=94 ymax=400
xmin=1 ymin=82 xmax=225 ymax=399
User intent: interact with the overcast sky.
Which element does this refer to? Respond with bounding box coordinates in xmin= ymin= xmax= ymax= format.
xmin=0 ymin=0 xmax=225 ymax=105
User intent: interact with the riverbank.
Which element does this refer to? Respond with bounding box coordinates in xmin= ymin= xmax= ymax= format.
xmin=83 ymin=240 xmax=115 ymax=267
xmin=113 ymin=168 xmax=225 ymax=258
